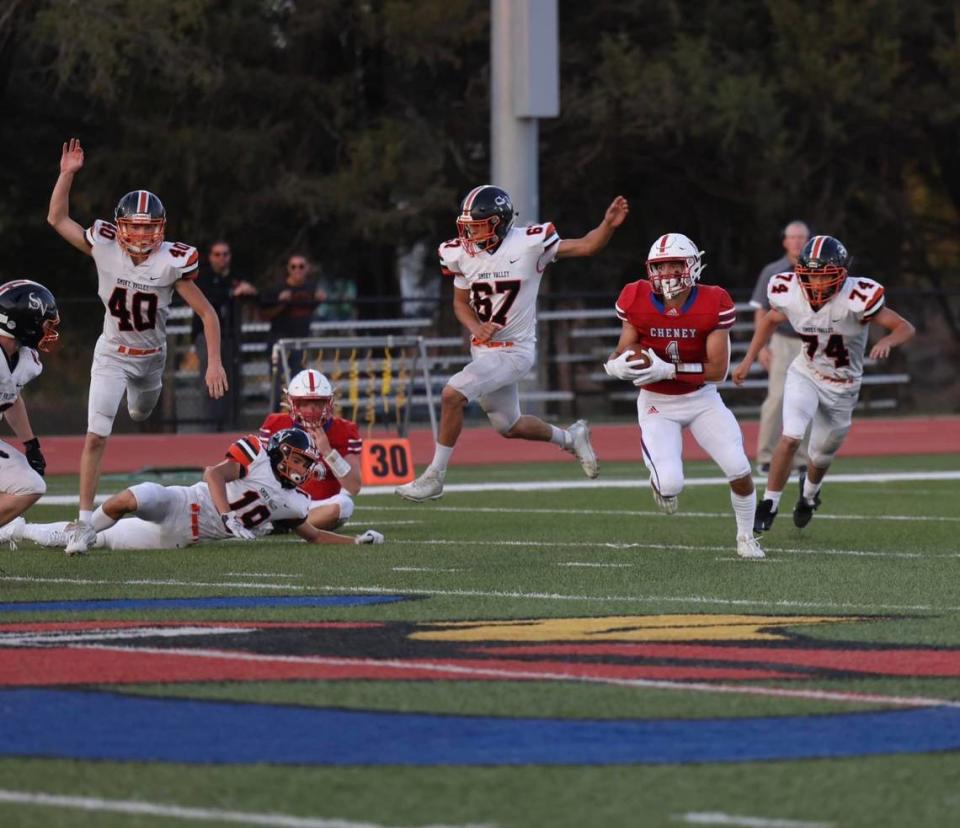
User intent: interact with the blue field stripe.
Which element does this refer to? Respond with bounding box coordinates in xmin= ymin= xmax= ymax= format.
xmin=2 ymin=689 xmax=959 ymax=765
xmin=0 ymin=595 xmax=409 ymax=613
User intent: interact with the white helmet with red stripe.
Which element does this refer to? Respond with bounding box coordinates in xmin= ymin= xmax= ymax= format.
xmin=285 ymin=369 xmax=335 ymax=426
xmin=646 ymin=233 xmax=705 ymax=300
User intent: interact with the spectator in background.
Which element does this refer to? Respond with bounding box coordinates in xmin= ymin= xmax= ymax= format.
xmin=261 ymin=254 xmax=324 ymax=404
xmin=192 ymin=240 xmax=258 ymax=430
xmin=749 ymin=220 xmax=811 ymax=473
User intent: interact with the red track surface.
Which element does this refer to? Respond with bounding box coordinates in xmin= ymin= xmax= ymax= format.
xmin=35 ymin=416 xmax=960 ymax=475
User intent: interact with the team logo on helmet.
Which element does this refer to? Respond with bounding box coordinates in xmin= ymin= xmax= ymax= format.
xmin=0 ymin=280 xmax=60 ymax=352
xmin=456 ymin=185 xmax=515 ymax=256
xmin=267 ymin=428 xmax=320 ymax=488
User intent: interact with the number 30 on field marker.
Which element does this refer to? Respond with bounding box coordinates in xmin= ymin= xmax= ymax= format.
xmin=361 ymin=439 xmax=415 ymax=485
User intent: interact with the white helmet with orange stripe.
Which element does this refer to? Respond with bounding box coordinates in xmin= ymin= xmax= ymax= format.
xmin=285 ymin=369 xmax=335 ymax=426
xmin=646 ymin=233 xmax=705 ymax=300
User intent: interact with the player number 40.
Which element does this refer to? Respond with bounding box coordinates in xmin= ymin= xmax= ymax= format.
xmin=108 ymin=287 xmax=158 ymax=332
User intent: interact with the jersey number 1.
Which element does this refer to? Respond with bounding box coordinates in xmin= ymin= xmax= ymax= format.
xmin=108 ymin=287 xmax=158 ymax=332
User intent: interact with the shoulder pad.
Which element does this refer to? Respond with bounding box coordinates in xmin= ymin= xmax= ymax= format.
xmin=522 ymin=222 xmax=560 ymax=250
xmin=162 ymin=241 xmax=200 ymax=275
xmin=438 ymin=238 xmax=464 ymax=277
xmin=85 ymin=220 xmax=119 ymax=248
xmin=615 ymin=280 xmax=643 ymax=320
xmin=226 ymin=435 xmax=263 ymax=467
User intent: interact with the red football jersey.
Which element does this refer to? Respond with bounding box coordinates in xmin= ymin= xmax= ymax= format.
xmin=259 ymin=413 xmax=363 ymax=500
xmin=614 ymin=280 xmax=736 ymax=395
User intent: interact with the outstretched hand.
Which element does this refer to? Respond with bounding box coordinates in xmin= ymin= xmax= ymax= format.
xmin=603 ymin=196 xmax=629 ymax=229
xmin=60 ymin=138 xmax=84 ymax=175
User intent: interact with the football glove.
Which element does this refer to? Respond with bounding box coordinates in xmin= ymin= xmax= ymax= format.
xmin=354 ymin=529 xmax=384 ymax=545
xmin=631 ymin=349 xmax=678 ymax=386
xmin=24 ymin=438 xmax=45 ymax=476
xmin=603 ymin=350 xmax=648 ymax=381
xmin=221 ymin=512 xmax=256 ymax=541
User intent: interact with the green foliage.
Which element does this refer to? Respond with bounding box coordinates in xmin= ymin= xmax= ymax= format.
xmin=0 ymin=0 xmax=957 ymax=309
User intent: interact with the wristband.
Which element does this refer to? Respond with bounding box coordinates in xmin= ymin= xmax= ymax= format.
xmin=24 ymin=437 xmax=40 ymax=450
xmin=324 ymin=449 xmax=352 ymax=479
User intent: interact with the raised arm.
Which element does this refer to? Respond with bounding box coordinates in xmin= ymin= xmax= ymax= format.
xmin=555 ymin=196 xmax=629 ymax=260
xmin=47 ymin=138 xmax=91 ymax=255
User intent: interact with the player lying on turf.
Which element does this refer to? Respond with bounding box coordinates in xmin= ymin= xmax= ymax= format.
xmin=603 ymin=233 xmax=765 ymax=560
xmin=733 ymin=234 xmax=915 ymax=531
xmin=6 ymin=428 xmax=384 ymax=554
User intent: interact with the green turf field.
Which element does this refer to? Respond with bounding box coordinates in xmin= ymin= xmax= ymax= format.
xmin=2 ymin=454 xmax=960 ymax=828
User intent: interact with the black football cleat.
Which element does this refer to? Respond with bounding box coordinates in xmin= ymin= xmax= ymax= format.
xmin=793 ymin=469 xmax=821 ymax=528
xmin=754 ymin=498 xmax=778 ymax=532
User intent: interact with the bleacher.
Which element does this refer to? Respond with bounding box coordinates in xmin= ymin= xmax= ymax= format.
xmin=164 ymin=302 xmax=911 ymax=431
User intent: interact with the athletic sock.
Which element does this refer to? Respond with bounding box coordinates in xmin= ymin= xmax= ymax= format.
xmin=731 ymin=490 xmax=757 ymax=538
xmin=763 ymin=490 xmax=782 ymax=510
xmin=426 ymin=444 xmax=454 ymax=475
xmin=22 ymin=521 xmax=69 ymax=547
xmin=549 ymin=425 xmax=571 ymax=449
xmin=91 ymin=507 xmax=117 ymax=533
xmin=803 ymin=476 xmax=822 ymax=503
xmin=78 ymin=510 xmax=93 ymax=524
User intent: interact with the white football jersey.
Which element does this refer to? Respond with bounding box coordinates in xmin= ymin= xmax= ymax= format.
xmin=190 ymin=435 xmax=311 ymax=540
xmin=768 ymin=272 xmax=886 ymax=384
xmin=84 ymin=219 xmax=199 ymax=350
xmin=0 ymin=345 xmax=42 ymax=419
xmin=439 ymin=222 xmax=561 ymax=344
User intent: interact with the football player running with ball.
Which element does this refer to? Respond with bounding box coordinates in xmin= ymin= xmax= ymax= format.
xmin=396 ymin=186 xmax=629 ymax=502
xmin=733 ymin=235 xmax=914 ymax=531
xmin=14 ymin=429 xmax=384 ymax=552
xmin=47 ymin=138 xmax=228 ymax=555
xmin=605 ymin=234 xmax=765 ymax=560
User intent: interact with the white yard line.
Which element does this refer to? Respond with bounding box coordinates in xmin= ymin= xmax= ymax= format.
xmin=392 ymin=567 xmax=463 ymax=573
xmin=359 ymin=504 xmax=960 ymax=523
xmin=0 ymin=789 xmax=491 ymax=828
xmin=224 ymin=573 xmax=302 ymax=578
xmin=557 ymin=562 xmax=635 ymax=568
xmin=387 ymin=538 xmax=924 ymax=559
xmin=675 ymin=813 xmax=833 ymax=828
xmin=76 ymin=644 xmax=960 ymax=710
xmin=0 ymin=626 xmax=253 ymax=646
xmin=36 ymin=469 xmax=960 ymax=509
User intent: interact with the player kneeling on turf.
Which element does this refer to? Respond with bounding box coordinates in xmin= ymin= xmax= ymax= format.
xmin=605 ymin=233 xmax=764 ymax=560
xmin=13 ymin=429 xmax=383 ymax=553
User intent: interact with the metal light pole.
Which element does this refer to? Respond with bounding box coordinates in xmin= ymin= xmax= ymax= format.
xmin=490 ymin=0 xmax=559 ymax=226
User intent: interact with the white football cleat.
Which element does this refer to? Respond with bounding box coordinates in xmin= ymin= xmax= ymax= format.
xmin=652 ymin=488 xmax=679 ymax=515
xmin=64 ymin=521 xmax=96 ymax=557
xmin=395 ymin=470 xmax=445 ymax=502
xmin=0 ymin=516 xmax=25 ymax=550
xmin=736 ymin=534 xmax=766 ymax=559
xmin=566 ymin=419 xmax=599 ymax=479
xmin=355 ymin=530 xmax=384 ymax=545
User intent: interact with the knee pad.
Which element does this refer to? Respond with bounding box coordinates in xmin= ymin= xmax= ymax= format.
xmin=486 ymin=410 xmax=520 ymax=436
xmin=87 ymin=410 xmax=117 ymax=437
xmin=128 ymin=408 xmax=152 ymax=422
xmin=654 ymin=470 xmax=684 ymax=498
xmin=336 ymin=493 xmax=355 ymax=522
xmin=128 ymin=482 xmax=168 ymax=522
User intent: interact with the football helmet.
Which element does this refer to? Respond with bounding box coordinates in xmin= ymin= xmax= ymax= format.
xmin=646 ymin=233 xmax=705 ymax=300
xmin=285 ymin=369 xmax=335 ymax=427
xmin=456 ymin=185 xmax=514 ymax=255
xmin=114 ymin=190 xmax=166 ymax=256
xmin=267 ymin=427 xmax=320 ymax=488
xmin=0 ymin=280 xmax=60 ymax=352
xmin=796 ymin=235 xmax=849 ymax=306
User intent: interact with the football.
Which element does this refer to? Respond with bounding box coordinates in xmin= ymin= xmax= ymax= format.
xmin=613 ymin=344 xmax=652 ymax=369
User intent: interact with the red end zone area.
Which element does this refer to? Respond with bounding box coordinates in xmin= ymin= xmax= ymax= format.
xmin=36 ymin=416 xmax=960 ymax=475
